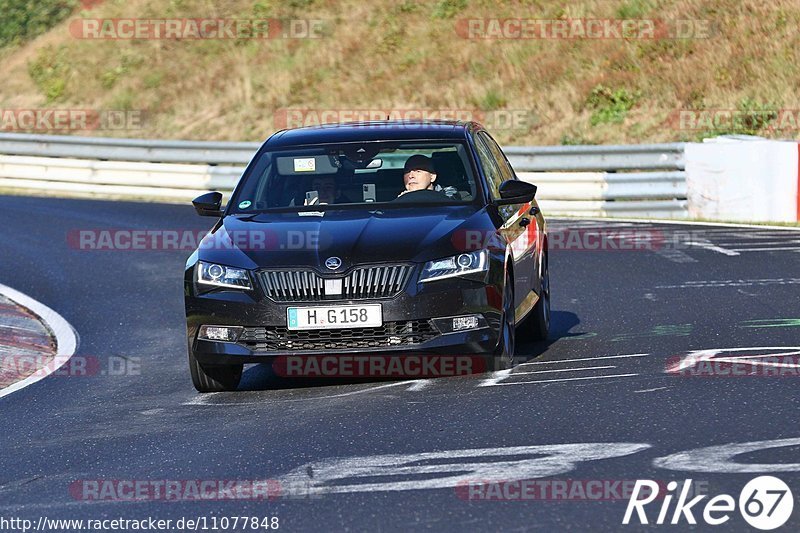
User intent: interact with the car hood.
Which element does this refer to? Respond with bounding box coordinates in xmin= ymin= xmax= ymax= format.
xmin=197 ymin=205 xmax=496 ymax=271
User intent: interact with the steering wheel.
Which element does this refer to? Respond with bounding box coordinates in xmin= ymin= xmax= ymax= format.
xmin=392 ymin=189 xmax=454 ymax=203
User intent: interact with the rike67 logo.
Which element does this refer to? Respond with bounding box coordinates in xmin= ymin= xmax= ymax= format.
xmin=623 ymin=476 xmax=794 ymax=530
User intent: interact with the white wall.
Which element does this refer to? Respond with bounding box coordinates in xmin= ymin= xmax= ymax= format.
xmin=685 ymin=138 xmax=799 ymax=222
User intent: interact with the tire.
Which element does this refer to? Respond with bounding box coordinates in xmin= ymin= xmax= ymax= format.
xmin=486 ymin=271 xmax=515 ymax=372
xmin=188 ymin=346 xmax=243 ymax=392
xmin=520 ymin=252 xmax=550 ymax=342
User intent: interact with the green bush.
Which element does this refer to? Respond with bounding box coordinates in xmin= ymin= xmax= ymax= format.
xmin=616 ymin=0 xmax=655 ymax=19
xmin=697 ymin=97 xmax=779 ymax=138
xmin=27 ymin=45 xmax=71 ymax=102
xmin=432 ymin=0 xmax=466 ymax=19
xmin=586 ymin=85 xmax=639 ymax=126
xmin=0 ymin=0 xmax=77 ymax=48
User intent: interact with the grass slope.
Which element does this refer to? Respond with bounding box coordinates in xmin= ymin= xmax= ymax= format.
xmin=0 ymin=0 xmax=798 ymax=144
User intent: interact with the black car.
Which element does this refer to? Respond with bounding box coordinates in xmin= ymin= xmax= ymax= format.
xmin=185 ymin=120 xmax=549 ymax=392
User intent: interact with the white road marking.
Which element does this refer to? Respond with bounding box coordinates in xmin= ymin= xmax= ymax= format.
xmin=633 ymin=387 xmax=667 ymax=393
xmin=713 ymin=350 xmax=800 ymax=359
xmin=716 ymin=240 xmax=800 ymax=246
xmin=667 ymin=346 xmax=800 ymax=373
xmin=655 ymin=438 xmax=800 ymax=473
xmin=0 ymin=284 xmax=78 ymax=400
xmin=728 ymin=247 xmax=800 ymax=252
xmin=561 ymin=216 xmax=800 ymax=232
xmin=182 ymin=380 xmax=415 ymax=406
xmin=276 ymin=443 xmax=651 ymax=496
xmin=518 ymin=353 xmax=648 ymax=366
xmin=656 ymin=278 xmax=800 ymax=289
xmin=683 ymin=240 xmax=740 ymax=256
xmin=476 ymin=369 xmax=512 ymax=387
xmin=406 ymin=379 xmax=432 ymax=391
xmin=508 ymin=365 xmax=617 ymax=376
xmin=710 ymin=357 xmax=800 ymax=369
xmin=491 ymin=373 xmax=639 ymax=386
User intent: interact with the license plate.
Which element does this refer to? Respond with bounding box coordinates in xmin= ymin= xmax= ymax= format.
xmin=287 ymin=304 xmax=382 ymax=330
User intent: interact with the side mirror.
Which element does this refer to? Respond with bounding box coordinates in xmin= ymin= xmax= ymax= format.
xmin=192 ymin=191 xmax=223 ymax=217
xmin=494 ymin=180 xmax=537 ymax=205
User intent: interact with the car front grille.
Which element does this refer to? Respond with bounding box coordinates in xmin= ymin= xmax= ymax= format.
xmin=258 ymin=265 xmax=413 ymax=302
xmin=238 ymin=320 xmax=438 ymax=351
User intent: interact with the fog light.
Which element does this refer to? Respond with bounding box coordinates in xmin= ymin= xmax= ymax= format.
xmin=432 ymin=315 xmax=487 ymax=334
xmin=198 ymin=325 xmax=243 ymax=342
xmin=453 ymin=316 xmax=480 ymax=331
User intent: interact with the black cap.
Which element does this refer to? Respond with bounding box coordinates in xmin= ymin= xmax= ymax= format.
xmin=403 ymin=154 xmax=436 ymax=173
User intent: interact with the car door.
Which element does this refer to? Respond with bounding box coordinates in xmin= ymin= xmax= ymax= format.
xmin=477 ymin=132 xmax=539 ymax=322
xmin=473 ymin=132 xmax=535 ymax=322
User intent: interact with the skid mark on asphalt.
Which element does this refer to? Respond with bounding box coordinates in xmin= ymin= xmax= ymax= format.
xmin=741 ymin=318 xmax=800 ymax=329
xmin=479 ymin=353 xmax=648 ymax=387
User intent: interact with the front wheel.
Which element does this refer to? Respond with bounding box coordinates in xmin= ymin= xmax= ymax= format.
xmin=520 ymin=253 xmax=550 ymax=342
xmin=486 ymin=273 xmax=515 ymax=372
xmin=188 ymin=346 xmax=243 ymax=392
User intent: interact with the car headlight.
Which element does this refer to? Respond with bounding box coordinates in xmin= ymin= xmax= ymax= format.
xmin=197 ymin=261 xmax=252 ymax=289
xmin=419 ymin=250 xmax=489 ymax=283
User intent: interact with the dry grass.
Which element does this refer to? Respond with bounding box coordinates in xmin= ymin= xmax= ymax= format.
xmin=1 ymin=0 xmax=799 ymax=144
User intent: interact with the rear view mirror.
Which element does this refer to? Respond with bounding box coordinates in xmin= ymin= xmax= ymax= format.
xmin=494 ymin=180 xmax=537 ymax=205
xmin=192 ymin=191 xmax=223 ymax=217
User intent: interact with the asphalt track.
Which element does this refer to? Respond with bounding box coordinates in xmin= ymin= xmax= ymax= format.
xmin=1 ymin=195 xmax=799 ymax=532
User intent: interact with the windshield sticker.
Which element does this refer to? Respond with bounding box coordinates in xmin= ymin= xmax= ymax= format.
xmin=238 ymin=200 xmax=252 ymax=209
xmin=294 ymin=157 xmax=316 ymax=172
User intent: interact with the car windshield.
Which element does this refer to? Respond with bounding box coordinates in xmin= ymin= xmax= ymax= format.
xmin=229 ymin=141 xmax=479 ymax=213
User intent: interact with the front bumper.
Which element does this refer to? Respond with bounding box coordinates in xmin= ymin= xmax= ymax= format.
xmin=186 ymin=272 xmax=503 ymax=365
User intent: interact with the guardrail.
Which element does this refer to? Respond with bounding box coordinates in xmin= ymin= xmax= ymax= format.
xmin=0 ymin=133 xmax=688 ymax=218
xmin=0 ymin=132 xmax=260 ymax=164
xmin=510 ymin=143 xmax=687 ymax=217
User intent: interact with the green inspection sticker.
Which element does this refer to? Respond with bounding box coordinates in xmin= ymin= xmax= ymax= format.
xmin=238 ymin=200 xmax=252 ymax=209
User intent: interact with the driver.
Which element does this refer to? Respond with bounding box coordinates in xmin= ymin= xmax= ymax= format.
xmin=398 ymin=155 xmax=438 ymax=197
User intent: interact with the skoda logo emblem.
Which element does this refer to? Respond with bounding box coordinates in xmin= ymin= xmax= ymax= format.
xmin=325 ymin=257 xmax=342 ymax=270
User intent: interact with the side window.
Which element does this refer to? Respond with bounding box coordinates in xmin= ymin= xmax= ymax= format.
xmin=474 ymin=135 xmax=504 ymax=200
xmin=480 ymin=132 xmax=516 ymax=183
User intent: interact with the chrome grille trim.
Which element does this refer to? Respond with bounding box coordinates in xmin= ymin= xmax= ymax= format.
xmin=258 ymin=265 xmax=412 ymax=302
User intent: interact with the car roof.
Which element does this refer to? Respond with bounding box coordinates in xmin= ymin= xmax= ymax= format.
xmin=263 ymin=120 xmax=480 ymax=148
